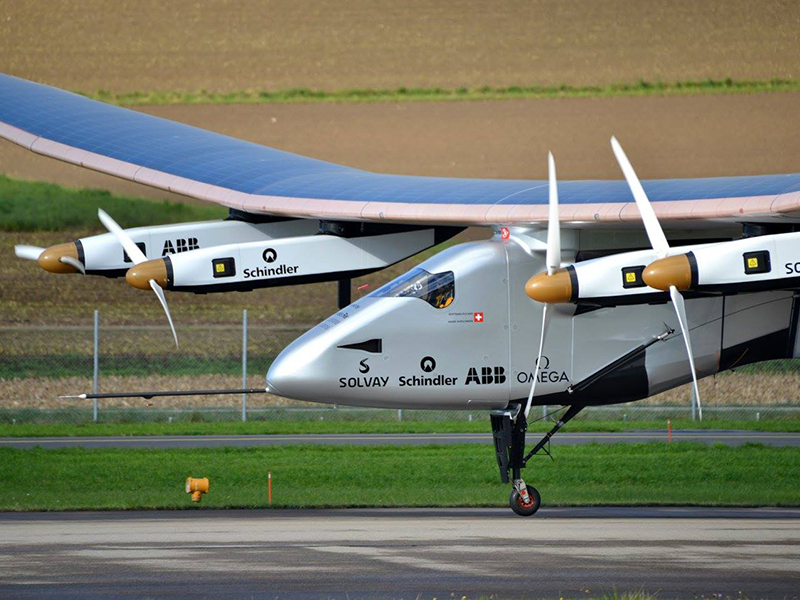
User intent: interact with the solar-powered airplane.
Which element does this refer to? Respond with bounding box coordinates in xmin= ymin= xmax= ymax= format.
xmin=4 ymin=74 xmax=800 ymax=515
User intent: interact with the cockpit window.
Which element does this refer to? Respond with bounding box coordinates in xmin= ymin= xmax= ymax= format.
xmin=369 ymin=268 xmax=455 ymax=309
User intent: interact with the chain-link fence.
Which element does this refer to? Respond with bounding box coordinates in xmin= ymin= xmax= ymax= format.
xmin=1 ymin=310 xmax=800 ymax=425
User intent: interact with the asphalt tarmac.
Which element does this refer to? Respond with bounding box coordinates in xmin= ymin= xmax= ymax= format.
xmin=0 ymin=508 xmax=798 ymax=598
xmin=1 ymin=430 xmax=798 ymax=449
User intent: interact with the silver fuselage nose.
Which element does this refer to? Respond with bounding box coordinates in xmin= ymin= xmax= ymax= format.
xmin=266 ymin=240 xmax=512 ymax=409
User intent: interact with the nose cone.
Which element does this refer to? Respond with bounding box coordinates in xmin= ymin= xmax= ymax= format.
xmin=266 ymin=331 xmax=328 ymax=400
xmin=266 ymin=299 xmax=387 ymax=403
xmin=126 ymin=259 xmax=168 ymax=290
xmin=38 ymin=242 xmax=81 ymax=273
xmin=643 ymin=254 xmax=694 ymax=291
xmin=525 ymin=268 xmax=574 ymax=303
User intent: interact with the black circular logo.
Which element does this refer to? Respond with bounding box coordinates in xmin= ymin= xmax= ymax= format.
xmin=262 ymin=248 xmax=277 ymax=263
xmin=420 ymin=356 xmax=436 ymax=373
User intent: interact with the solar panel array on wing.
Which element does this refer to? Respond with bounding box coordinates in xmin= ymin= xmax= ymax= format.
xmin=2 ymin=73 xmax=800 ymax=208
xmin=0 ymin=74 xmax=352 ymax=194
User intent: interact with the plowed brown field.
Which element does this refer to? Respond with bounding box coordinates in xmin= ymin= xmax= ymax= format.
xmin=1 ymin=0 xmax=798 ymax=93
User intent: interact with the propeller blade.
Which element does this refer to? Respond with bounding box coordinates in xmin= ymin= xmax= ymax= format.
xmin=59 ymin=255 xmax=86 ymax=274
xmin=524 ymin=304 xmax=551 ymax=418
xmin=669 ymin=286 xmax=702 ymax=421
xmin=546 ymin=151 xmax=561 ymax=275
xmin=99 ymin=208 xmax=178 ymax=347
xmin=150 ymin=279 xmax=179 ymax=348
xmin=14 ymin=245 xmax=44 ymax=261
xmin=524 ymin=151 xmax=563 ymax=418
xmin=610 ymin=136 xmax=670 ymax=258
xmin=97 ymin=209 xmax=146 ymax=264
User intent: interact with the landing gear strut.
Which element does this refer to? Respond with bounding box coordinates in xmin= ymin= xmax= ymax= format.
xmin=490 ymin=404 xmax=584 ymax=516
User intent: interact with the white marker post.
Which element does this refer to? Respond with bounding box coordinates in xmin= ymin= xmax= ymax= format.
xmin=242 ymin=309 xmax=248 ymax=422
xmin=93 ymin=310 xmax=99 ymax=423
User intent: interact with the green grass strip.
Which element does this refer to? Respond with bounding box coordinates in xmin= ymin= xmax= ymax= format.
xmin=82 ymin=78 xmax=800 ymax=106
xmin=0 ymin=442 xmax=796 ymax=510
xmin=0 ymin=175 xmax=226 ymax=232
xmin=0 ymin=419 xmax=797 ymax=437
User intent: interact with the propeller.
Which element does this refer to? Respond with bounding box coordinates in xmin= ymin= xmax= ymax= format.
xmin=15 ymin=244 xmax=86 ymax=274
xmin=97 ymin=209 xmax=179 ymax=347
xmin=523 ymin=152 xmax=560 ymax=419
xmin=610 ymin=137 xmax=702 ymax=420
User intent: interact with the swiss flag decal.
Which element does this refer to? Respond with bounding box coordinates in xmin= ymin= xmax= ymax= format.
xmin=473 ymin=312 xmax=484 ymax=323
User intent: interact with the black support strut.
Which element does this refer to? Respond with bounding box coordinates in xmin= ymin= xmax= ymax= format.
xmin=522 ymin=404 xmax=584 ymax=465
xmin=509 ymin=413 xmax=528 ymax=481
xmin=490 ymin=409 xmax=525 ymax=484
xmin=490 ymin=404 xmax=585 ymax=484
xmin=337 ymin=278 xmax=352 ymax=309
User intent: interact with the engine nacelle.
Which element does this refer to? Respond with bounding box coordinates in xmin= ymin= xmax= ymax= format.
xmin=126 ymin=227 xmax=454 ymax=293
xmin=77 ymin=218 xmax=317 ymax=276
xmin=527 ymin=230 xmax=800 ymax=306
xmin=644 ymin=231 xmax=800 ymax=293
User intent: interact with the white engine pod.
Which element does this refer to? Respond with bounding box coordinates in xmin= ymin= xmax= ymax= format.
xmin=568 ymin=247 xmax=662 ymax=304
xmin=545 ymin=230 xmax=800 ymax=305
xmin=77 ymin=219 xmax=317 ymax=274
xmin=165 ymin=228 xmax=441 ymax=292
xmin=682 ymin=231 xmax=800 ymax=290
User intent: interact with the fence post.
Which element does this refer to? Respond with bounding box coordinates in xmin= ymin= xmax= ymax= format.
xmin=397 ymin=409 xmax=402 ymax=422
xmin=92 ymin=309 xmax=99 ymax=423
xmin=242 ymin=309 xmax=248 ymax=422
xmin=690 ymin=387 xmax=697 ymax=421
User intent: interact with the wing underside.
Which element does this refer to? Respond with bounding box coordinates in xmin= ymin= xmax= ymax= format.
xmin=2 ymin=73 xmax=800 ymax=227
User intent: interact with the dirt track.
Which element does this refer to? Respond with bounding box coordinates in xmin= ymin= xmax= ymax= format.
xmin=1 ymin=0 xmax=798 ymax=93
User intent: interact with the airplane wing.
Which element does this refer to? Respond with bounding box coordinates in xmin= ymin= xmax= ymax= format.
xmin=2 ymin=73 xmax=800 ymax=227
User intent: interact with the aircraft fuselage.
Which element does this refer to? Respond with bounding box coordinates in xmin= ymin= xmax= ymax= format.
xmin=267 ymin=229 xmax=799 ymax=409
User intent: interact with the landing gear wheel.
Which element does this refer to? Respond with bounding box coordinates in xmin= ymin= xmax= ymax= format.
xmin=509 ymin=484 xmax=541 ymax=517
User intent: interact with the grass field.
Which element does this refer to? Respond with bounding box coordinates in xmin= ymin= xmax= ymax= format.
xmin=0 ymin=419 xmax=798 ymax=438
xmin=1 ymin=442 xmax=796 ymax=510
xmin=0 ymin=175 xmax=225 ymax=231
xmin=82 ymin=78 xmax=800 ymax=106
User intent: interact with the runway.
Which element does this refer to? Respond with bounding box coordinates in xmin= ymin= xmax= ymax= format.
xmin=0 ymin=508 xmax=798 ymax=598
xmin=1 ymin=429 xmax=798 ymax=449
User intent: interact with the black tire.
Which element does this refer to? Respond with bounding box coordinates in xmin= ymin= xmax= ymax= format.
xmin=509 ymin=484 xmax=541 ymax=516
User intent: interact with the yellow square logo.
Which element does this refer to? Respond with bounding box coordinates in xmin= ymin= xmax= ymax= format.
xmin=215 ymin=263 xmax=225 ymax=273
xmin=747 ymin=257 xmax=759 ymax=269
xmin=625 ymin=272 xmax=637 ymax=283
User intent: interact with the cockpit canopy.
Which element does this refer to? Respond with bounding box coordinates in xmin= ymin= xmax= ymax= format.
xmin=369 ymin=267 xmax=455 ymax=309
